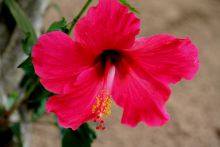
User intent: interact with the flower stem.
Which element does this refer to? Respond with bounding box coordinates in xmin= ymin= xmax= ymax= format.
xmin=5 ymin=79 xmax=39 ymax=118
xmin=68 ymin=0 xmax=92 ymax=34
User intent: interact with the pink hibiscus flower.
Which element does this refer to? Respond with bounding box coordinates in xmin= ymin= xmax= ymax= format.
xmin=32 ymin=0 xmax=199 ymax=130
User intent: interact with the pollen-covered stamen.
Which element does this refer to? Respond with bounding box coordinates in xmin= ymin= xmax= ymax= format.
xmin=92 ymin=65 xmax=115 ymax=131
xmin=92 ymin=88 xmax=112 ymax=131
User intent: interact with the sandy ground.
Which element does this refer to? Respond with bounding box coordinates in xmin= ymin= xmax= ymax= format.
xmin=31 ymin=0 xmax=220 ymax=147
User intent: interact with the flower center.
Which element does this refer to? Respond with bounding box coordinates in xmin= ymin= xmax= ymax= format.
xmin=94 ymin=49 xmax=122 ymax=76
xmin=97 ymin=49 xmax=122 ymax=64
xmin=92 ymin=88 xmax=112 ymax=131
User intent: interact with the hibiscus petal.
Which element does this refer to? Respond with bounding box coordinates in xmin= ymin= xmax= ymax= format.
xmin=129 ymin=34 xmax=199 ymax=84
xmin=112 ymin=66 xmax=171 ymax=127
xmin=74 ymin=0 xmax=140 ymax=54
xmin=32 ymin=31 xmax=94 ymax=93
xmin=46 ymin=67 xmax=101 ymax=130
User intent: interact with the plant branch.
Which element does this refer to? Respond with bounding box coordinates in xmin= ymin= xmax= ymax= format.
xmin=68 ymin=0 xmax=92 ymax=34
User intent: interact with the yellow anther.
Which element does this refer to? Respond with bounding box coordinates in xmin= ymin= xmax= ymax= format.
xmin=92 ymin=88 xmax=112 ymax=118
xmin=91 ymin=88 xmax=112 ymax=131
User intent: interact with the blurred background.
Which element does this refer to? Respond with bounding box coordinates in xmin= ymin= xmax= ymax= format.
xmin=1 ymin=0 xmax=220 ymax=147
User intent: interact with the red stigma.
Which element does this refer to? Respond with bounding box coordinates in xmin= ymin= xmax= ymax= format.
xmin=100 ymin=120 xmax=104 ymax=124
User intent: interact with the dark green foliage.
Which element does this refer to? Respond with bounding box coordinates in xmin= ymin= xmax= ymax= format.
xmin=11 ymin=123 xmax=22 ymax=147
xmin=22 ymin=33 xmax=35 ymax=54
xmin=18 ymin=56 xmax=37 ymax=90
xmin=31 ymin=98 xmax=47 ymax=121
xmin=61 ymin=124 xmax=97 ymax=147
xmin=29 ymin=86 xmax=51 ymax=121
xmin=119 ymin=0 xmax=139 ymax=13
xmin=4 ymin=0 xmax=37 ymax=55
xmin=18 ymin=56 xmax=35 ymax=76
xmin=47 ymin=18 xmax=69 ymax=33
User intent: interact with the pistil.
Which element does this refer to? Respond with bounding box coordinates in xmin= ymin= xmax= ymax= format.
xmin=92 ymin=88 xmax=112 ymax=130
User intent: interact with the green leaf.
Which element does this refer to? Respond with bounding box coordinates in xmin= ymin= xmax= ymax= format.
xmin=61 ymin=124 xmax=97 ymax=147
xmin=4 ymin=0 xmax=37 ymax=54
xmin=31 ymin=92 xmax=50 ymax=121
xmin=47 ymin=18 xmax=69 ymax=33
xmin=22 ymin=33 xmax=34 ymax=54
xmin=119 ymin=0 xmax=139 ymax=13
xmin=26 ymin=84 xmax=50 ymax=107
xmin=11 ymin=123 xmax=22 ymax=147
xmin=18 ymin=56 xmax=35 ymax=76
xmin=31 ymin=99 xmax=46 ymax=120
